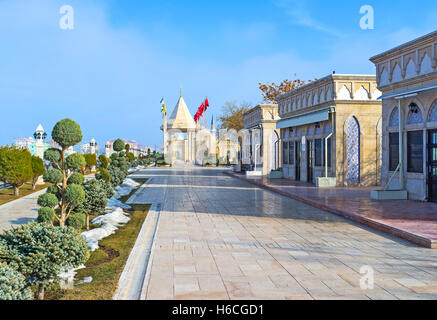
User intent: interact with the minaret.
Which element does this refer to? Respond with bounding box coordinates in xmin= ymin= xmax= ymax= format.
xmin=163 ymin=113 xmax=168 ymax=154
xmin=210 ymin=115 xmax=217 ymax=161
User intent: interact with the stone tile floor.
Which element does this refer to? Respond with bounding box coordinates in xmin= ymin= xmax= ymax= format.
xmin=132 ymin=166 xmax=437 ymax=300
xmin=227 ymin=173 xmax=437 ymax=248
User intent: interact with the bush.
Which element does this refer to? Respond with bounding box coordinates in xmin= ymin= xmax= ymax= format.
xmin=37 ymin=193 xmax=58 ymax=209
xmin=67 ymin=173 xmax=85 ymax=185
xmin=66 ymin=212 xmax=86 ymax=230
xmin=75 ymin=179 xmax=111 ymax=216
xmin=127 ymin=152 xmax=135 ymax=162
xmin=37 ymin=207 xmax=55 ymax=225
xmin=107 ymin=166 xmax=126 ymax=187
xmin=46 ymin=185 xmax=61 ymax=201
xmin=113 ymin=139 xmax=125 ymax=152
xmin=98 ymin=155 xmax=109 ymax=169
xmin=43 ymin=169 xmax=63 ymax=185
xmin=51 ymin=119 xmax=82 ymax=149
xmin=31 ymin=155 xmax=46 ymax=190
xmin=66 ymin=153 xmax=86 ymax=172
xmin=44 ymin=148 xmax=62 ymax=164
xmin=0 ymin=223 xmax=89 ymax=300
xmin=96 ymin=167 xmax=111 ymax=184
xmin=100 ymin=180 xmax=115 ymax=199
xmin=64 ymin=184 xmax=85 ymax=210
xmin=83 ymin=154 xmax=97 ymax=168
xmin=0 ymin=263 xmax=33 ymax=300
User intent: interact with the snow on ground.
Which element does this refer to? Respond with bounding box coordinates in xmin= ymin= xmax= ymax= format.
xmin=81 ymin=207 xmax=131 ymax=251
xmin=62 ymin=172 xmax=144 ymax=287
xmin=81 ymin=176 xmax=141 ymax=251
xmin=59 ymin=265 xmax=86 ymax=289
xmin=114 ymin=178 xmax=141 ymax=199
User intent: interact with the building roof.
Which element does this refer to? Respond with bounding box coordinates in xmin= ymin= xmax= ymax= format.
xmin=167 ymin=95 xmax=196 ymax=130
xmin=370 ymin=30 xmax=437 ymax=63
xmin=277 ymin=74 xmax=376 ymax=101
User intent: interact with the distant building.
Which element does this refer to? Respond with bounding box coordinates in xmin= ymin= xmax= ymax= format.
xmin=276 ymin=74 xmax=382 ymax=187
xmin=80 ymin=139 xmax=100 ymax=154
xmin=161 ymin=92 xmax=217 ymax=165
xmin=242 ymin=104 xmax=280 ymax=175
xmin=14 ymin=137 xmax=51 ymax=156
xmin=105 ymin=139 xmax=139 ymax=157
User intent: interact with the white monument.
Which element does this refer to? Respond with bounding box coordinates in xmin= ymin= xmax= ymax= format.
xmin=161 ymin=91 xmax=217 ymax=165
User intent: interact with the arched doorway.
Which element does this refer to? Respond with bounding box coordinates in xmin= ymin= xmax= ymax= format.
xmin=346 ymin=116 xmax=361 ymax=184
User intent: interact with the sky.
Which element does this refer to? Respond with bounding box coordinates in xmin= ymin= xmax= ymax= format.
xmin=0 ymin=0 xmax=436 ymax=149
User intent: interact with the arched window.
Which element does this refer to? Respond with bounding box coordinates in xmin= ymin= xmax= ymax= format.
xmin=346 ymin=116 xmax=360 ymax=184
xmin=407 ymin=103 xmax=423 ymax=125
xmin=389 ymin=107 xmax=399 ymax=127
xmin=429 ymin=101 xmax=437 ymax=122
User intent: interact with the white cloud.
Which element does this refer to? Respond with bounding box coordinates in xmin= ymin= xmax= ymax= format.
xmin=274 ymin=0 xmax=343 ymax=37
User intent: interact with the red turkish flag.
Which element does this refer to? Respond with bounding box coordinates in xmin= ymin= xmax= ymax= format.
xmin=204 ymin=98 xmax=210 ymax=109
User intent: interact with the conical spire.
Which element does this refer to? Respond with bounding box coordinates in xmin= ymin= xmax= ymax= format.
xmin=167 ymin=92 xmax=196 ymax=130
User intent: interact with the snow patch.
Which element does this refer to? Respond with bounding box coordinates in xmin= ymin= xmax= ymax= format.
xmin=59 ymin=265 xmax=86 ymax=289
xmin=81 ymin=207 xmax=131 ymax=251
xmin=113 ymin=178 xmax=141 ymax=200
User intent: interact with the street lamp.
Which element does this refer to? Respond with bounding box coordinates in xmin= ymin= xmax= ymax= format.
xmin=33 ymin=132 xmax=47 ymax=140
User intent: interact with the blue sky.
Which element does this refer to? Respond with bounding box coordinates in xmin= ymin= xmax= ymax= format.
xmin=0 ymin=0 xmax=436 ymax=149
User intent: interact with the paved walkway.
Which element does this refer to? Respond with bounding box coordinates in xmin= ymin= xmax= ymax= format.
xmin=225 ymin=173 xmax=437 ymax=248
xmin=0 ymin=174 xmax=95 ymax=233
xmin=0 ymin=189 xmax=46 ymax=233
xmin=128 ymin=166 xmax=437 ymax=300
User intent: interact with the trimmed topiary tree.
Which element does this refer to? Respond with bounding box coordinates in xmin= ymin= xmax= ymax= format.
xmin=127 ymin=152 xmax=135 ymax=162
xmin=107 ymin=166 xmax=126 ymax=187
xmin=36 ymin=207 xmax=55 ymax=226
xmin=96 ymin=167 xmax=111 ymax=184
xmin=67 ymin=172 xmax=85 ymax=185
xmin=75 ymin=179 xmax=113 ymax=229
xmin=83 ymin=153 xmax=97 ymax=171
xmin=37 ymin=192 xmax=58 ymax=209
xmin=113 ymin=139 xmax=125 ymax=152
xmin=40 ymin=119 xmax=85 ymax=227
xmin=66 ymin=153 xmax=86 ymax=173
xmin=0 ymin=146 xmax=33 ymax=196
xmin=0 ymin=223 xmax=89 ymax=300
xmin=98 ymin=154 xmax=109 ymax=169
xmin=31 ymin=155 xmax=46 ymax=191
xmin=66 ymin=212 xmax=86 ymax=230
xmin=0 ymin=263 xmax=33 ymax=300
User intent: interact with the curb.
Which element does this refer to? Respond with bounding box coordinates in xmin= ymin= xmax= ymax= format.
xmin=224 ymin=171 xmax=436 ymax=249
xmin=113 ymin=178 xmax=162 ymax=300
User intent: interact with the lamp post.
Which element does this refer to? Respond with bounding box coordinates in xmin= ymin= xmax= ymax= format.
xmin=90 ymin=138 xmax=97 ymax=155
xmin=33 ymin=124 xmax=47 ymax=160
xmin=33 ymin=124 xmax=47 ymax=186
xmin=105 ymin=143 xmax=111 ymax=158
